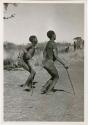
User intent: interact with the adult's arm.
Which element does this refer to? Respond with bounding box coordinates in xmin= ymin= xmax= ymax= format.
xmin=53 ymin=43 xmax=68 ymax=69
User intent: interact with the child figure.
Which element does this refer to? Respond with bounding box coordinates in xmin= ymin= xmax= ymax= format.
xmin=18 ymin=35 xmax=38 ymax=91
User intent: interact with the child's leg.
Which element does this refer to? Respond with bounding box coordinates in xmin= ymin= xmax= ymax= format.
xmin=18 ymin=59 xmax=33 ymax=87
xmin=24 ymin=60 xmax=36 ymax=88
xmin=19 ymin=59 xmax=30 ymax=72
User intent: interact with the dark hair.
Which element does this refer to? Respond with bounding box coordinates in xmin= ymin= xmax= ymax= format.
xmin=47 ymin=30 xmax=56 ymax=39
xmin=29 ymin=35 xmax=38 ymax=44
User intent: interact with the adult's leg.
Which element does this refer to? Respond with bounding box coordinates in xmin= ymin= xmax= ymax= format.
xmin=42 ymin=60 xmax=59 ymax=93
xmin=46 ymin=75 xmax=59 ymax=93
xmin=45 ymin=67 xmax=59 ymax=93
xmin=41 ymin=78 xmax=53 ymax=92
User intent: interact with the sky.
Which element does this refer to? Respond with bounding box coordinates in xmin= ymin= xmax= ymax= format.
xmin=4 ymin=3 xmax=84 ymax=44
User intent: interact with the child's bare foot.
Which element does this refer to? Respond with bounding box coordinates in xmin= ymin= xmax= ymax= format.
xmin=24 ymin=86 xmax=31 ymax=92
xmin=41 ymin=90 xmax=47 ymax=94
xmin=19 ymin=84 xmax=25 ymax=87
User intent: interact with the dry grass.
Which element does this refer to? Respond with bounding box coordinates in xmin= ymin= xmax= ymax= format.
xmin=4 ymin=48 xmax=84 ymax=121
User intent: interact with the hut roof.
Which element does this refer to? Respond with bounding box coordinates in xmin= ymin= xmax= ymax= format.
xmin=73 ymin=37 xmax=82 ymax=40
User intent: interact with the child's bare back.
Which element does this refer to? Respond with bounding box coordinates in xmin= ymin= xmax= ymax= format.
xmin=23 ymin=44 xmax=35 ymax=61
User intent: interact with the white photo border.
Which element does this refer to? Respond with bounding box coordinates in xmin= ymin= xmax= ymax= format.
xmin=0 ymin=0 xmax=87 ymax=125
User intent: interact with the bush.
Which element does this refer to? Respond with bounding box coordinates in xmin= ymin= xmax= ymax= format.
xmin=4 ymin=58 xmax=18 ymax=70
xmin=4 ymin=58 xmax=14 ymax=66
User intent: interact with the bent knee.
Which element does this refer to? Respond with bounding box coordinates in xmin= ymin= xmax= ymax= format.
xmin=53 ymin=73 xmax=59 ymax=79
xmin=56 ymin=74 xmax=59 ymax=79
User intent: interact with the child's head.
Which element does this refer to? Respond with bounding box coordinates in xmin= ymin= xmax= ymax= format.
xmin=29 ymin=35 xmax=38 ymax=46
xmin=47 ymin=30 xmax=56 ymax=40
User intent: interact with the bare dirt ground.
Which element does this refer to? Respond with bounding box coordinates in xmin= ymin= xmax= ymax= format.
xmin=4 ymin=50 xmax=84 ymax=121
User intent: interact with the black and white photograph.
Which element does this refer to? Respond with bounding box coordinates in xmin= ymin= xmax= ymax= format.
xmin=3 ymin=1 xmax=84 ymax=122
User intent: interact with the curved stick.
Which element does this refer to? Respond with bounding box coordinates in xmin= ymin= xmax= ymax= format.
xmin=31 ymin=82 xmax=33 ymax=96
xmin=65 ymin=69 xmax=75 ymax=95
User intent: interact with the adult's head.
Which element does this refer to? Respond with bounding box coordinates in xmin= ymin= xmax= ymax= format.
xmin=47 ymin=30 xmax=56 ymax=40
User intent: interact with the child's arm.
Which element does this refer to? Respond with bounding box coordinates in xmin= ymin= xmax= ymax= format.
xmin=25 ymin=44 xmax=32 ymax=51
xmin=18 ymin=44 xmax=31 ymax=58
xmin=18 ymin=47 xmax=27 ymax=59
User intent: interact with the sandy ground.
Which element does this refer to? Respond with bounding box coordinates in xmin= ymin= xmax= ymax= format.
xmin=4 ymin=50 xmax=84 ymax=121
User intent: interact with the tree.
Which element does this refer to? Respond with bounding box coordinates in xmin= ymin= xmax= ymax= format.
xmin=3 ymin=3 xmax=17 ymax=19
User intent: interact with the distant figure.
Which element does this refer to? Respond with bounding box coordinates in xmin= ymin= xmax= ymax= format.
xmin=41 ymin=30 xmax=68 ymax=94
xmin=65 ymin=46 xmax=69 ymax=53
xmin=18 ymin=35 xmax=38 ymax=91
xmin=74 ymin=41 xmax=76 ymax=51
xmin=82 ymin=40 xmax=84 ymax=49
